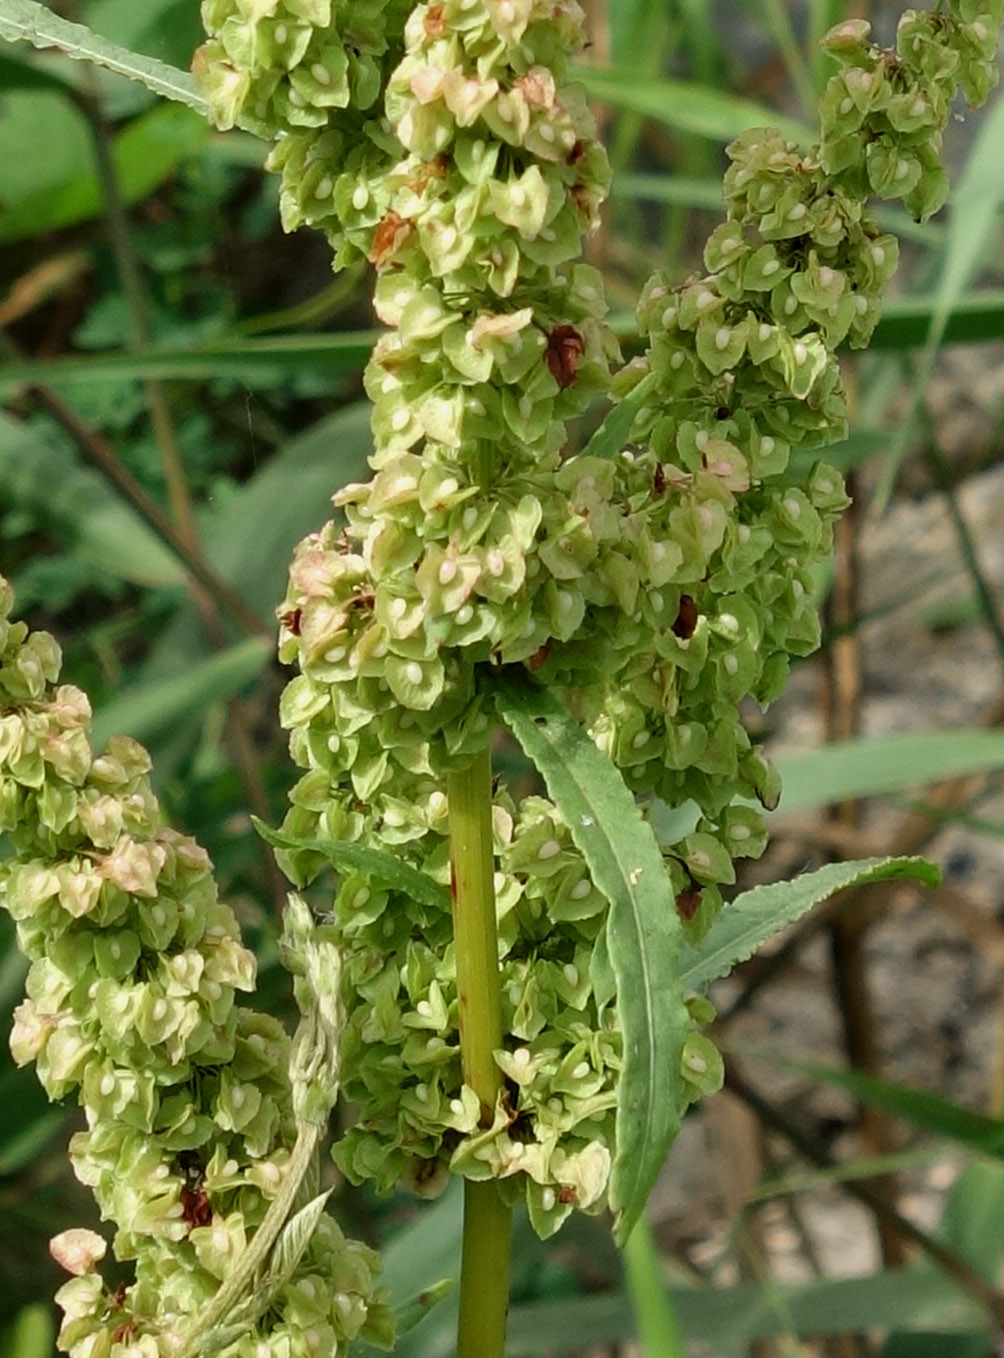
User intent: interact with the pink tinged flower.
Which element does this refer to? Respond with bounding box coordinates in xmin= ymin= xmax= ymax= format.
xmin=49 ymin=1228 xmax=107 ymax=1277
xmin=101 ymin=836 xmax=167 ymax=897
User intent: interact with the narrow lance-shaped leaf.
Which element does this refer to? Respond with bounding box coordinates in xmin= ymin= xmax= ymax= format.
xmin=493 ymin=676 xmax=689 ymax=1244
xmin=252 ymin=819 xmax=451 ymax=911
xmin=680 ymin=855 xmax=939 ymax=992
xmin=0 ymin=0 xmax=210 ymax=112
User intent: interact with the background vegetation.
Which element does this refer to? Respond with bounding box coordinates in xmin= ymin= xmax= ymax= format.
xmin=1 ymin=0 xmax=1004 ymax=1353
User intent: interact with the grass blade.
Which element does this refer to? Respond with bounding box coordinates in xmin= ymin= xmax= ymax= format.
xmin=90 ymin=637 xmax=271 ymax=750
xmin=624 ymin=1217 xmax=687 ymax=1358
xmin=774 ymin=730 xmax=1004 ymax=816
xmin=0 ymin=331 xmax=377 ymax=387
xmin=788 ymin=1062 xmax=1004 ymax=1156
xmin=493 ymin=676 xmax=689 ymax=1244
xmin=576 ymin=67 xmax=811 ymax=145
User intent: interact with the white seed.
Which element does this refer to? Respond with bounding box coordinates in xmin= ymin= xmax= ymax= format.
xmin=715 ymin=326 xmax=732 ymax=351
xmin=787 ymin=202 xmax=807 ymax=221
xmin=99 ymin=1073 xmax=116 ymax=1096
xmin=839 ymin=96 xmax=854 ymax=115
xmin=762 ymin=258 xmax=780 ymax=277
xmin=352 ymin=886 xmax=370 ymax=910
xmin=661 ymin=305 xmax=678 ymax=329
xmin=685 ymin=1052 xmax=708 ymax=1075
xmin=450 ymin=1098 xmax=465 ymax=1115
xmin=391 ymin=409 xmax=410 ymax=431
xmin=871 ymin=244 xmax=886 ymax=266
xmin=487 ymin=550 xmax=505 ymax=577
xmin=572 ymin=1061 xmax=590 ymax=1079
xmin=462 ymin=506 xmax=480 ymax=530
xmin=650 ymin=591 xmax=664 ymax=612
xmin=563 ymin=964 xmax=579 ymax=985
xmin=784 ymin=495 xmax=802 ymax=520
xmin=724 ymin=653 xmax=739 ymax=675
xmin=696 ymin=289 xmax=717 ymax=310
xmin=311 ymin=62 xmax=330 ymax=85
xmin=670 ymin=350 xmax=685 ymax=369
xmin=695 ymin=429 xmax=709 ymax=451
xmin=405 ymin=662 xmax=424 ymax=685
xmin=570 ymin=879 xmax=591 ymax=900
xmin=784 ymin=294 xmax=798 ymax=315
xmin=632 ymin=730 xmax=650 ymax=749
xmin=456 ymin=604 xmax=474 ymax=625
xmin=152 ymin=999 xmax=168 ymax=1021
xmin=541 ymin=1188 xmax=556 ymax=1212
xmin=538 ymin=839 xmax=562 ymax=860
xmin=417 ymin=1000 xmax=433 ymax=1018
xmin=514 ymin=1047 xmax=531 ymax=1066
xmin=438 ymin=559 xmax=458 ymax=586
xmin=730 ymin=823 xmax=751 ymax=840
xmin=793 ymin=341 xmax=808 ymax=365
xmin=758 ymin=322 xmax=772 ymax=341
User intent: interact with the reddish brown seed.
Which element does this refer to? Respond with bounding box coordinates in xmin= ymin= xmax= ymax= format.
xmin=545 ymin=325 xmax=585 ymax=389
xmin=676 ymin=887 xmax=702 ymax=922
xmin=652 ymin=463 xmax=666 ymax=496
xmin=424 ymin=3 xmax=446 ymax=36
xmin=279 ymin=607 xmax=302 ymax=636
xmin=180 ymin=1186 xmax=213 ymax=1229
xmin=369 ymin=211 xmax=412 ymax=267
xmin=672 ymin=594 xmax=699 ymax=639
xmin=529 ymin=639 xmax=552 ymax=671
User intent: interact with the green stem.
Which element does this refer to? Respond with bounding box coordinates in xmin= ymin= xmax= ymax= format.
xmin=447 ymin=745 xmax=512 ymax=1358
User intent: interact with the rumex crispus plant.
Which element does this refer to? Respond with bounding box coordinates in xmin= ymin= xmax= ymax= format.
xmin=0 ymin=0 xmax=1001 ymax=1354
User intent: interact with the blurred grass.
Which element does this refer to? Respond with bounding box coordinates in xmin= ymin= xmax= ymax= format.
xmin=1 ymin=0 xmax=1003 ymax=1352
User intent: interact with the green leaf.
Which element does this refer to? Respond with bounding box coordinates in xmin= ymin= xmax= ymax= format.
xmin=883 ymin=1163 xmax=1004 ymax=1357
xmin=774 ymin=731 xmax=1004 ymax=816
xmin=581 ymin=370 xmax=658 ymax=461
xmin=874 ymin=93 xmax=1004 ymax=507
xmin=251 ymin=819 xmax=451 ymax=911
xmin=0 ymin=100 xmax=208 ymax=243
xmin=140 ymin=404 xmax=374 ymax=692
xmin=0 ymin=47 xmax=77 ymax=94
xmin=575 ymin=66 xmax=811 ymax=145
xmin=866 ymin=290 xmax=1004 ymax=348
xmin=394 ymin=1281 xmax=455 ymax=1339
xmin=0 ymin=1305 xmax=57 ymax=1358
xmin=0 ymin=0 xmax=208 ymax=111
xmin=0 ymin=332 xmax=377 ymax=388
xmin=788 ymin=1062 xmax=1004 ymax=1156
xmin=0 ymin=410 xmax=184 ymax=588
xmin=493 ymin=676 xmax=689 ymax=1245
xmin=90 ymin=638 xmax=272 ymax=751
xmin=680 ymin=856 xmax=940 ymax=991
xmin=623 ymin=1217 xmax=686 ymax=1358
xmin=504 ymin=1267 xmax=981 ymax=1356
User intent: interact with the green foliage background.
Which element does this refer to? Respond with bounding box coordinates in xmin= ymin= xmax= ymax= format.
xmin=1 ymin=0 xmax=1004 ymax=1352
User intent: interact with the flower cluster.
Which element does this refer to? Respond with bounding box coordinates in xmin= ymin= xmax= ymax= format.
xmin=200 ymin=0 xmax=1003 ymax=1237
xmin=0 ymin=577 xmax=391 ymax=1357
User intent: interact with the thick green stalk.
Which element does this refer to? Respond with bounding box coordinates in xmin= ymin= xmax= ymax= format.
xmin=448 ymin=745 xmax=512 ymax=1358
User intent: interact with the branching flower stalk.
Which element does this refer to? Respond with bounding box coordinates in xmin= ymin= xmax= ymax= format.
xmin=0 ymin=0 xmax=1001 ymax=1356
